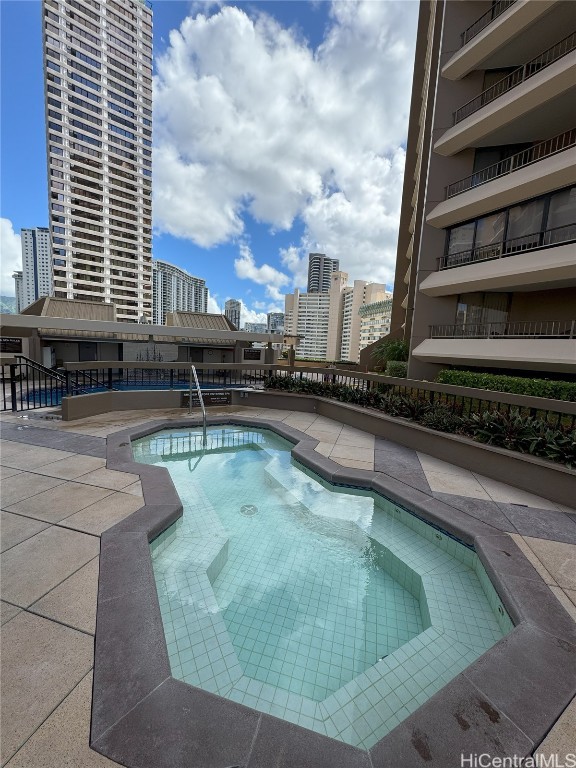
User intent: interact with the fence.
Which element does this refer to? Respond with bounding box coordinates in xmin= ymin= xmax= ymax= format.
xmin=2 ymin=357 xmax=575 ymax=430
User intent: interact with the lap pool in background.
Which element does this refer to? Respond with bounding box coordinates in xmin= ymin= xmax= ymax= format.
xmin=132 ymin=427 xmax=513 ymax=749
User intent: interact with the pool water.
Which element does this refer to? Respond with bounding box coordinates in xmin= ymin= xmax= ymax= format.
xmin=133 ymin=427 xmax=512 ymax=749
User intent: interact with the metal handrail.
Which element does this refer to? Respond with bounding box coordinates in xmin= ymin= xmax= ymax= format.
xmin=460 ymin=0 xmax=517 ymax=47
xmin=446 ymin=129 xmax=576 ymax=198
xmin=454 ymin=32 xmax=576 ymax=125
xmin=430 ymin=319 xmax=575 ymax=339
xmin=189 ymin=365 xmax=207 ymax=447
xmin=439 ymin=223 xmax=576 ymax=270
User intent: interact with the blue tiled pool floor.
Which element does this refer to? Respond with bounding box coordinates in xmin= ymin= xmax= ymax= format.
xmin=134 ymin=427 xmax=512 ymax=749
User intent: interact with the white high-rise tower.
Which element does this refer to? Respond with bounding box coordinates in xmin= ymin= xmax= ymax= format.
xmin=19 ymin=227 xmax=53 ymax=310
xmin=42 ymin=0 xmax=153 ymax=322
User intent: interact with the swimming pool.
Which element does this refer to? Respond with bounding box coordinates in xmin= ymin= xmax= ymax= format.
xmin=132 ymin=426 xmax=512 ymax=749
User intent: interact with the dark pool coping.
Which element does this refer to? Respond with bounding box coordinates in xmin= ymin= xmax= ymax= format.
xmin=91 ymin=417 xmax=576 ymax=768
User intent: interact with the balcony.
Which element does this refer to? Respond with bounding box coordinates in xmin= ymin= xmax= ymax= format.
xmin=426 ymin=147 xmax=576 ymax=229
xmin=435 ymin=34 xmax=576 ymax=156
xmin=430 ymin=319 xmax=574 ymax=339
xmin=443 ymin=1 xmax=567 ymax=81
xmin=460 ymin=1 xmax=518 ymax=48
xmin=411 ymin=319 xmax=576 ymax=373
xmin=446 ymin=129 xmax=575 ymax=198
xmin=439 ymin=223 xmax=576 ymax=270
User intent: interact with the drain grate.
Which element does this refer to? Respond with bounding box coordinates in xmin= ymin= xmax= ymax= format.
xmin=240 ymin=504 xmax=258 ymax=517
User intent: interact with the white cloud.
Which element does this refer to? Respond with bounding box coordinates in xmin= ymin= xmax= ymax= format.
xmin=206 ymin=292 xmax=222 ymax=314
xmin=234 ymin=244 xmax=290 ymax=302
xmin=0 ymin=218 xmax=22 ymax=296
xmin=239 ymin=302 xmax=267 ymax=327
xmin=153 ymin=0 xmax=418 ymax=289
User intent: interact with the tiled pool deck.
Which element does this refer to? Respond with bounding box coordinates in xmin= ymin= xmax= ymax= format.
xmin=1 ymin=404 xmax=575 ymax=767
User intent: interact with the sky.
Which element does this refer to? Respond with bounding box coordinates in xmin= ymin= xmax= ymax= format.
xmin=0 ymin=0 xmax=419 ymax=326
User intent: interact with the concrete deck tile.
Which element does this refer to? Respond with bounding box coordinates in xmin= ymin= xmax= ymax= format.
xmin=548 ymin=587 xmax=576 ymax=623
xmin=332 ymin=457 xmax=374 ymax=471
xmin=5 ymin=481 xmax=115 ymax=523
xmin=497 ymin=503 xmax=576 ymax=545
xmin=75 ymin=466 xmax=140 ymax=491
xmin=122 ymin=480 xmax=144 ymax=497
xmin=329 ymin=443 xmax=374 ymax=463
xmin=0 ymin=472 xmax=67 ymax=506
xmin=0 ymin=465 xmax=23 ymax=479
xmin=565 ymin=589 xmax=576 ymax=609
xmin=314 ymin=442 xmax=334 ymax=457
xmin=1 ymin=526 xmax=100 ymax=607
xmin=535 ymin=695 xmax=576 ymax=764
xmin=31 ymin=557 xmax=100 ymax=635
xmin=0 ymin=439 xmax=39 ymax=457
xmin=1 ymin=445 xmax=75 ymax=470
xmin=433 ymin=493 xmax=516 ymax=532
xmin=510 ymin=534 xmax=557 ymax=585
xmin=32 ymin=454 xmax=107 ymax=480
xmin=0 ymin=511 xmax=50 ymax=553
xmin=5 ymin=672 xmax=118 ymax=767
xmin=473 ymin=474 xmax=562 ymax=511
xmin=522 ymin=537 xmax=576 ymax=591
xmin=336 ymin=432 xmax=375 ymax=448
xmin=0 ymin=612 xmax=93 ymax=764
xmin=422 ymin=470 xmax=492 ymax=499
xmin=417 ymin=452 xmax=475 ymax=478
xmin=61 ymin=492 xmax=144 ymax=535
xmin=305 ymin=428 xmax=344 ymax=442
xmin=0 ymin=601 xmax=21 ymax=626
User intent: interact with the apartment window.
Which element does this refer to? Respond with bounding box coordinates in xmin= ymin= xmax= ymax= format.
xmin=69 ymin=59 xmax=102 ymax=80
xmin=506 ymin=199 xmax=545 ymax=242
xmin=69 ymin=119 xmax=101 ymax=136
xmin=70 ymin=49 xmax=101 ymax=69
xmin=547 ymin=187 xmax=576 ymax=229
xmin=70 ymin=72 xmax=101 ymax=91
xmin=47 ymin=60 xmax=60 ymax=72
xmin=455 ymin=293 xmax=510 ymax=327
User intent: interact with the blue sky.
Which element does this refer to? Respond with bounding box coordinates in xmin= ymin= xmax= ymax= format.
xmin=1 ymin=0 xmax=418 ymax=324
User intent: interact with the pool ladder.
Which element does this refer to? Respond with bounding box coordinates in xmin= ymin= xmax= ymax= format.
xmin=189 ymin=365 xmax=207 ymax=447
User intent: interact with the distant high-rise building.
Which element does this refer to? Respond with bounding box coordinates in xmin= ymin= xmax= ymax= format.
xmin=152 ymin=260 xmax=208 ymax=325
xmin=18 ymin=227 xmax=52 ymax=310
xmin=244 ymin=322 xmax=267 ymax=333
xmin=267 ymin=312 xmax=284 ymax=333
xmin=358 ymin=297 xmax=394 ymax=354
xmin=285 ymin=272 xmax=388 ymax=361
xmin=12 ymin=271 xmax=24 ymax=314
xmin=307 ymin=253 xmax=340 ymax=293
xmin=225 ymin=299 xmax=241 ymax=330
xmin=42 ymin=0 xmax=153 ymax=322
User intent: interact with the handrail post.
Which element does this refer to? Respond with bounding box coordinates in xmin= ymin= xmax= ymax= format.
xmin=189 ymin=365 xmax=207 ymax=447
xmin=9 ymin=364 xmax=18 ymax=412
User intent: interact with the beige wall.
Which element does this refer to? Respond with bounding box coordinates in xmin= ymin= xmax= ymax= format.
xmin=509 ymin=288 xmax=576 ymax=322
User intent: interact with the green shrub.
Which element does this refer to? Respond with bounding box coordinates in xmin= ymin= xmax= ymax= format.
xmin=436 ymin=370 xmax=576 ymax=402
xmin=385 ymin=361 xmax=408 ymax=378
xmin=419 ymin=405 xmax=464 ymax=433
xmin=263 ymin=376 xmax=575 ymax=468
xmin=373 ymin=338 xmax=409 ymax=366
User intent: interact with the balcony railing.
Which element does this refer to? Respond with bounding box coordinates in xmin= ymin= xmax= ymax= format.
xmin=430 ymin=319 xmax=575 ymax=339
xmin=460 ymin=1 xmax=517 ymax=47
xmin=438 ymin=223 xmax=576 ymax=270
xmin=446 ymin=129 xmax=576 ymax=198
xmin=454 ymin=32 xmax=576 ymax=125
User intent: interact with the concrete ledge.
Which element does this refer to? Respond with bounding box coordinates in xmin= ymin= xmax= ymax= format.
xmin=230 ymin=390 xmax=576 ymax=508
xmin=62 ymin=390 xmax=183 ymax=420
xmin=91 ymin=417 xmax=576 ymax=768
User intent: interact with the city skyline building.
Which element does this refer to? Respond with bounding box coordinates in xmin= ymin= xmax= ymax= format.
xmin=390 ymin=0 xmax=576 ymax=379
xmin=224 ymin=298 xmax=241 ymax=330
xmin=358 ymin=297 xmax=393 ymax=352
xmin=285 ymin=272 xmax=389 ymax=361
xmin=244 ymin=322 xmax=267 ymax=333
xmin=152 ymin=259 xmax=208 ymax=325
xmin=307 ymin=253 xmax=340 ymax=293
xmin=267 ymin=312 xmax=285 ymax=334
xmin=42 ymin=0 xmax=154 ymax=322
xmin=12 ymin=271 xmax=24 ymax=314
xmin=15 ymin=227 xmax=53 ymax=311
